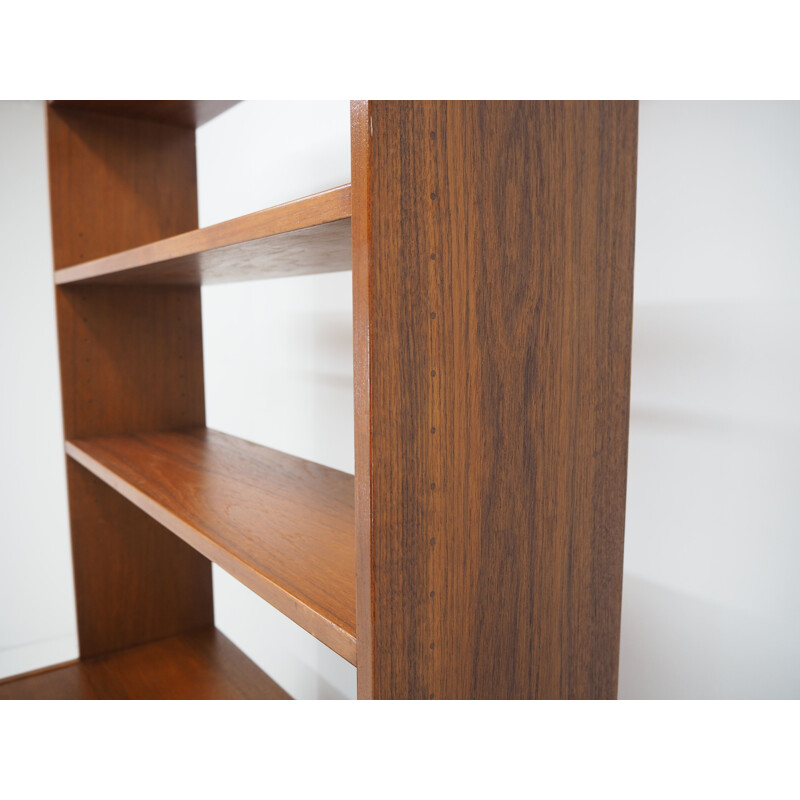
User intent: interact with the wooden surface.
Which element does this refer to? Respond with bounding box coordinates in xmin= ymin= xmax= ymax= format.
xmin=48 ymin=105 xmax=199 ymax=269
xmin=0 ymin=628 xmax=290 ymax=699
xmin=55 ymin=185 xmax=352 ymax=285
xmin=353 ymin=101 xmax=638 ymax=699
xmin=57 ymin=286 xmax=206 ymax=439
xmin=49 ymin=100 xmax=239 ymax=129
xmin=66 ymin=428 xmax=357 ymax=664
xmin=350 ymin=101 xmax=374 ymax=695
xmin=49 ymin=106 xmax=213 ymax=659
xmin=68 ymin=461 xmax=213 ymax=658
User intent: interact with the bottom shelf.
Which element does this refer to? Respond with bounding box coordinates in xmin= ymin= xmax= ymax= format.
xmin=0 ymin=628 xmax=291 ymax=700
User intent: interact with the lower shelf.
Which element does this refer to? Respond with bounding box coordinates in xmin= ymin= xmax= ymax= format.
xmin=0 ymin=628 xmax=291 ymax=700
xmin=66 ymin=427 xmax=356 ymax=664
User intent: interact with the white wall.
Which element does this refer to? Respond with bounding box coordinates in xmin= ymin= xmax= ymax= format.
xmin=1 ymin=100 xmax=798 ymax=698
xmin=0 ymin=101 xmax=77 ymax=678
xmin=619 ymin=101 xmax=800 ymax=698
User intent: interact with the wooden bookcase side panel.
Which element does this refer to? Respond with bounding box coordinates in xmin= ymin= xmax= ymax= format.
xmin=356 ymin=101 xmax=638 ymax=699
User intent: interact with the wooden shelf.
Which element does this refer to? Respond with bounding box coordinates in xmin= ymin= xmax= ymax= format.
xmin=0 ymin=628 xmax=290 ymax=699
xmin=66 ymin=428 xmax=357 ymax=664
xmin=49 ymin=100 xmax=240 ymax=129
xmin=54 ymin=185 xmax=352 ymax=286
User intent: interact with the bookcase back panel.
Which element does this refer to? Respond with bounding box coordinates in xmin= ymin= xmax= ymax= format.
xmin=49 ymin=106 xmax=212 ymax=659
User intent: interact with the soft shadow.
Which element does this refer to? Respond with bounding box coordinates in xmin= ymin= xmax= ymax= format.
xmin=619 ymin=573 xmax=800 ymax=699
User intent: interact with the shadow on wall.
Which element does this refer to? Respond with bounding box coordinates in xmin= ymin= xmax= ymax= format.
xmin=619 ymin=301 xmax=800 ymax=699
xmin=620 ymin=101 xmax=800 ymax=700
xmin=619 ymin=573 xmax=800 ymax=699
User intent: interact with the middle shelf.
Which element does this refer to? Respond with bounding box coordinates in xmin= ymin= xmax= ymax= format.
xmin=54 ymin=184 xmax=352 ymax=286
xmin=66 ymin=427 xmax=356 ymax=664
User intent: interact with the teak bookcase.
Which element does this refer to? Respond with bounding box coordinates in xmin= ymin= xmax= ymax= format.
xmin=0 ymin=100 xmax=637 ymax=700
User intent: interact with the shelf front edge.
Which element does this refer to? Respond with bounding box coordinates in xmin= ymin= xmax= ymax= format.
xmin=55 ymin=184 xmax=352 ymax=286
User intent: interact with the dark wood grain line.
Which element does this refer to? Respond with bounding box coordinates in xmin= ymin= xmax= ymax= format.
xmin=66 ymin=428 xmax=357 ymax=664
xmin=55 ymin=185 xmax=352 ymax=286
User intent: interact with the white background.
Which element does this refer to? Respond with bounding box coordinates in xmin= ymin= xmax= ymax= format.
xmin=0 ymin=100 xmax=798 ymax=699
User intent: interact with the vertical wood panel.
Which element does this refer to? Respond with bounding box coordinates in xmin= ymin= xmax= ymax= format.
xmin=56 ymin=285 xmax=206 ymax=439
xmin=68 ymin=462 xmax=213 ymax=659
xmin=355 ymin=101 xmax=638 ymax=699
xmin=48 ymin=105 xmax=213 ymax=658
xmin=351 ymin=101 xmax=373 ymax=693
xmin=47 ymin=106 xmax=198 ymax=269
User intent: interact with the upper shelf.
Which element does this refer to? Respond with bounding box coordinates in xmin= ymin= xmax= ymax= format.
xmin=49 ymin=100 xmax=240 ymax=129
xmin=54 ymin=185 xmax=352 ymax=286
xmin=66 ymin=427 xmax=356 ymax=664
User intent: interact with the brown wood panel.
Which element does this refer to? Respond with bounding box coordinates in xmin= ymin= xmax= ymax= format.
xmin=67 ymin=461 xmax=213 ymax=658
xmin=57 ymin=285 xmax=206 ymax=439
xmin=50 ymin=100 xmax=239 ymax=129
xmin=49 ymin=106 xmax=213 ymax=659
xmin=66 ymin=428 xmax=357 ymax=664
xmin=353 ymin=101 xmax=638 ymax=699
xmin=54 ymin=185 xmax=352 ymax=285
xmin=48 ymin=105 xmax=199 ymax=268
xmin=350 ymin=101 xmax=374 ymax=694
xmin=0 ymin=628 xmax=290 ymax=699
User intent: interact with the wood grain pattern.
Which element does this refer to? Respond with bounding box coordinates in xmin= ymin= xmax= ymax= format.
xmin=49 ymin=100 xmax=239 ymax=129
xmin=353 ymin=101 xmax=638 ymax=699
xmin=57 ymin=285 xmax=206 ymax=439
xmin=67 ymin=460 xmax=214 ymax=658
xmin=54 ymin=186 xmax=352 ymax=285
xmin=48 ymin=105 xmax=199 ymax=269
xmin=66 ymin=428 xmax=357 ymax=664
xmin=49 ymin=106 xmax=213 ymax=659
xmin=0 ymin=628 xmax=290 ymax=699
